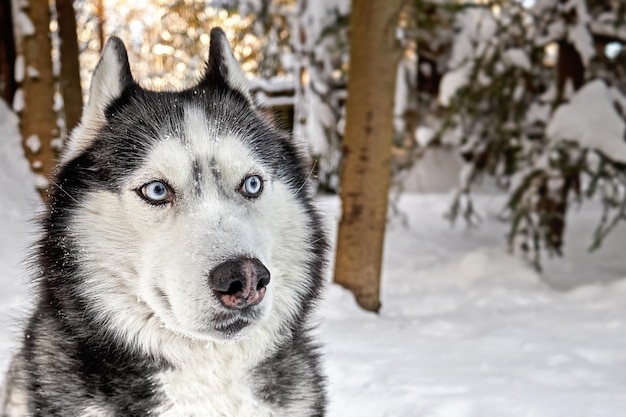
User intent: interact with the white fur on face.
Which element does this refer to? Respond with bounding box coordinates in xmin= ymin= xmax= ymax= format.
xmin=130 ymin=135 xmax=275 ymax=342
xmin=69 ymin=105 xmax=315 ymax=367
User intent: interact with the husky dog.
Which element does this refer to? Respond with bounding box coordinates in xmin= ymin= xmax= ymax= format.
xmin=1 ymin=28 xmax=328 ymax=416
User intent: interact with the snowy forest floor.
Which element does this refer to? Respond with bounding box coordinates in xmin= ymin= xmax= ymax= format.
xmin=2 ymin=121 xmax=626 ymax=415
xmin=318 ymin=195 xmax=626 ymax=416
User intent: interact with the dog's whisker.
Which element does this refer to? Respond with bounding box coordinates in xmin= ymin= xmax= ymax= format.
xmin=48 ymin=179 xmax=80 ymax=205
xmin=294 ymin=156 xmax=318 ymax=197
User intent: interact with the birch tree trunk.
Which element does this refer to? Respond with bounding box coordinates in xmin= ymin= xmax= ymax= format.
xmin=333 ymin=0 xmax=403 ymax=312
xmin=14 ymin=0 xmax=57 ymax=197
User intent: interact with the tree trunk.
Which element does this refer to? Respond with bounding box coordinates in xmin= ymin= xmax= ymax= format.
xmin=57 ymin=0 xmax=82 ymax=134
xmin=556 ymin=40 xmax=584 ymax=106
xmin=15 ymin=0 xmax=57 ymax=197
xmin=333 ymin=0 xmax=403 ymax=312
xmin=0 ymin=0 xmax=16 ymax=104
xmin=96 ymin=0 xmax=105 ymax=51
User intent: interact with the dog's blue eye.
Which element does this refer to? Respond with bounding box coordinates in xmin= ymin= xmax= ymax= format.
xmin=139 ymin=181 xmax=172 ymax=204
xmin=241 ymin=175 xmax=263 ymax=198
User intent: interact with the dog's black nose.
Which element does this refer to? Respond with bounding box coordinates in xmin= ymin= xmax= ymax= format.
xmin=208 ymin=258 xmax=270 ymax=309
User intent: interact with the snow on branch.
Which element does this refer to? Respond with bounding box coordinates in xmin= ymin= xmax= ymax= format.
xmin=547 ymin=80 xmax=626 ymax=163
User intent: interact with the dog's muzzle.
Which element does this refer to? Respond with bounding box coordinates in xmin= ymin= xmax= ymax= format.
xmin=208 ymin=257 xmax=270 ymax=309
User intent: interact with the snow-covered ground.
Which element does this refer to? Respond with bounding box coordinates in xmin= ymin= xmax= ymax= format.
xmin=2 ymin=97 xmax=626 ymax=415
xmin=319 ymin=195 xmax=626 ymax=417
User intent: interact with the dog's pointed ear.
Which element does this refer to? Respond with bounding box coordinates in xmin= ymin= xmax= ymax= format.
xmin=61 ymin=37 xmax=133 ymax=164
xmin=85 ymin=36 xmax=133 ymax=121
xmin=202 ymin=28 xmax=252 ymax=102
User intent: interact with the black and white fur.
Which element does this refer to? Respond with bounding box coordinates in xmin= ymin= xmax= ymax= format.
xmin=1 ymin=28 xmax=328 ymax=417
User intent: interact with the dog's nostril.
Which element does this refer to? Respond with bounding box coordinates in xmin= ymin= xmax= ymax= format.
xmin=257 ymin=275 xmax=270 ymax=291
xmin=225 ymin=280 xmax=243 ymax=295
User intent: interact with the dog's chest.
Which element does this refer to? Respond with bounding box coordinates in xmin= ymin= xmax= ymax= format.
xmin=153 ymin=360 xmax=274 ymax=417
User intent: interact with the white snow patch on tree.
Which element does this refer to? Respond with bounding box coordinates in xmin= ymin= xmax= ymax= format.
xmin=27 ymin=66 xmax=39 ymax=80
xmin=449 ymin=9 xmax=497 ymax=68
xmin=546 ymin=80 xmax=626 ymax=163
xmin=305 ymin=92 xmax=334 ymax=156
xmin=53 ymin=91 xmax=63 ymax=112
xmin=416 ymin=126 xmax=436 ymax=147
xmin=459 ymin=163 xmax=474 ymax=190
xmin=12 ymin=89 xmax=24 ymax=113
xmin=525 ymin=102 xmax=551 ymax=124
xmin=302 ymin=0 xmax=351 ymax=51
xmin=503 ymin=48 xmax=531 ymax=71
xmin=439 ymin=8 xmax=498 ymax=107
xmin=25 ymin=134 xmax=41 ymax=153
xmin=51 ymin=138 xmax=64 ymax=151
xmin=34 ymin=174 xmax=49 ymax=189
xmin=439 ymin=62 xmax=472 ymax=107
xmin=14 ymin=55 xmax=25 ymax=83
xmin=292 ymin=0 xmax=351 ymax=191
xmin=568 ymin=23 xmax=595 ymax=66
xmin=393 ymin=59 xmax=411 ymax=133
xmin=564 ymin=0 xmax=595 ymax=66
xmin=16 ymin=11 xmax=35 ymax=37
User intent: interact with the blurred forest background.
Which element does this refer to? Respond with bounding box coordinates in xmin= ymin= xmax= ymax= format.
xmin=1 ymin=0 xmax=625 ymax=310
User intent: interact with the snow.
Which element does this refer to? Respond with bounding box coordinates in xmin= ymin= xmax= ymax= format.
xmin=14 ymin=10 xmax=35 ymax=37
xmin=292 ymin=0 xmax=350 ymax=191
xmin=439 ymin=8 xmax=497 ymax=107
xmin=591 ymin=13 xmax=626 ymax=45
xmin=0 ymin=99 xmax=38 ymax=369
xmin=318 ymin=195 xmax=626 ymax=416
xmin=524 ymin=101 xmax=550 ymax=125
xmin=305 ymin=91 xmax=335 ymax=155
xmin=249 ymin=77 xmax=295 ymax=94
xmin=253 ymin=91 xmax=294 ymax=108
xmin=14 ymin=55 xmax=24 ymax=83
xmin=26 ymin=66 xmax=39 ymax=80
xmin=416 ymin=126 xmax=436 ymax=147
xmin=546 ymin=80 xmax=626 ymax=163
xmin=448 ymin=9 xmax=497 ymax=70
xmin=299 ymin=0 xmax=350 ymax=54
xmin=24 ymin=134 xmax=41 ymax=153
xmin=568 ymin=22 xmax=595 ymax=66
xmin=2 ymin=102 xmax=626 ymax=416
xmin=439 ymin=62 xmax=471 ymax=107
xmin=394 ymin=56 xmax=416 ymax=133
xmin=12 ymin=88 xmax=24 ymax=113
xmin=33 ymin=174 xmax=49 ymax=190
xmin=563 ymin=0 xmax=595 ymax=67
xmin=502 ymin=48 xmax=531 ymax=71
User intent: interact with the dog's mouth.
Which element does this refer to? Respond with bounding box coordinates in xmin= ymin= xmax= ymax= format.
xmin=213 ymin=318 xmax=253 ymax=337
xmin=141 ymin=286 xmax=257 ymax=340
xmin=144 ymin=255 xmax=273 ymax=340
xmin=209 ymin=307 xmax=264 ymax=338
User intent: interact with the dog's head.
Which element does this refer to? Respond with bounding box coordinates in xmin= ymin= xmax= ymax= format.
xmin=42 ymin=29 xmax=327 ymax=352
